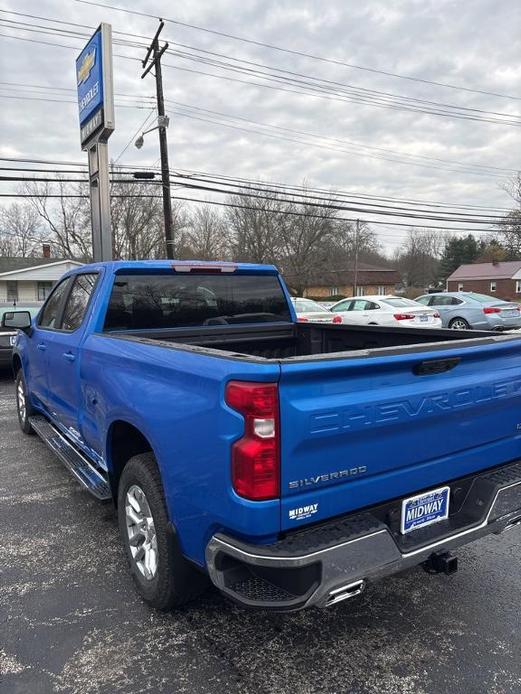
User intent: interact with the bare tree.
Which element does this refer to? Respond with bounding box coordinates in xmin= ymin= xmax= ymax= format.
xmin=394 ymin=229 xmax=443 ymax=289
xmin=110 ymin=180 xmax=172 ymax=259
xmin=277 ymin=195 xmax=339 ymax=295
xmin=0 ymin=202 xmax=45 ymax=256
xmin=0 ymin=234 xmax=17 ymax=256
xmin=183 ymin=204 xmax=230 ymax=260
xmin=226 ymin=189 xmax=285 ymax=263
xmin=22 ymin=179 xmax=91 ymax=258
xmin=498 ymin=172 xmax=521 ymax=259
xmin=20 ymin=174 xmax=189 ymax=260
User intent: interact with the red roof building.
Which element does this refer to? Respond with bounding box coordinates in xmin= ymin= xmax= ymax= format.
xmin=446 ymin=261 xmax=521 ymax=301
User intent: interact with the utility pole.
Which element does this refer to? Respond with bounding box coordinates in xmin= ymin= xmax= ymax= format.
xmin=141 ymin=21 xmax=175 ymax=258
xmin=353 ymin=218 xmax=360 ymax=296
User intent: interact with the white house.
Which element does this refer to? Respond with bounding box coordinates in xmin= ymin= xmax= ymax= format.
xmin=0 ymin=258 xmax=84 ymax=304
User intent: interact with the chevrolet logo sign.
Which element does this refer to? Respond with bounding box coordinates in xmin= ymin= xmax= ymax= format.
xmin=77 ymin=48 xmax=96 ymax=85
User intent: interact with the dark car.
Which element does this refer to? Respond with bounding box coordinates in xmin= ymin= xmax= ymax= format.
xmin=0 ymin=304 xmax=41 ymax=368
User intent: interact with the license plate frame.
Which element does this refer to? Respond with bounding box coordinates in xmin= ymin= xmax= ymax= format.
xmin=419 ymin=314 xmax=429 ymax=322
xmin=400 ymin=486 xmax=450 ymax=534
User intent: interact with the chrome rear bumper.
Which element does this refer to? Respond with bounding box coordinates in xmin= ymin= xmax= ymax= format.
xmin=206 ymin=461 xmax=521 ymax=611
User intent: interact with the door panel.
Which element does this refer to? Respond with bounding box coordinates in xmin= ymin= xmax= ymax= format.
xmin=27 ymin=277 xmax=72 ymax=408
xmin=46 ymin=273 xmax=98 ymax=439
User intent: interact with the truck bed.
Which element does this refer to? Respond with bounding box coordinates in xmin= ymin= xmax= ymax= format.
xmin=102 ymin=320 xmax=521 ymax=539
xmin=106 ymin=321 xmax=510 ymax=361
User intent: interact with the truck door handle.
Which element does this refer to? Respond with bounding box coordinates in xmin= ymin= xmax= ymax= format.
xmin=63 ymin=352 xmax=76 ymax=362
xmin=37 ymin=343 xmax=47 ymax=352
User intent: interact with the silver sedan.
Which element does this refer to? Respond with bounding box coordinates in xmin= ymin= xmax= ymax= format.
xmin=415 ymin=292 xmax=521 ymax=330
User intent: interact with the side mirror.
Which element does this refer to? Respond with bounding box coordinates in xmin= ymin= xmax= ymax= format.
xmin=2 ymin=310 xmax=32 ymax=331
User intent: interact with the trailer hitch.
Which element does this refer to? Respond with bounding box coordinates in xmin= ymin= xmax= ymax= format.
xmin=422 ymin=551 xmax=458 ymax=576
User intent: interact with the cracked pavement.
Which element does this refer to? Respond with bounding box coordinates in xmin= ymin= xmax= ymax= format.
xmin=0 ymin=371 xmax=520 ymax=693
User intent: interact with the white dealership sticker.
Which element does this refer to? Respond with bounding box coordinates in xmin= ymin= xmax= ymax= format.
xmin=289 ymin=503 xmax=318 ymax=521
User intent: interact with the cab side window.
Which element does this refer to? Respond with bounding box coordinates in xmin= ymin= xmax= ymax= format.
xmin=430 ymin=296 xmax=452 ymax=307
xmin=351 ymin=300 xmax=369 ymax=311
xmin=61 ymin=274 xmax=99 ymax=332
xmin=415 ymin=296 xmax=431 ymax=306
xmin=38 ymin=278 xmax=71 ymax=329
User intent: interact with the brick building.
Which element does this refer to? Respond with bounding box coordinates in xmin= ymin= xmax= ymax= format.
xmin=446 ymin=261 xmax=521 ymax=301
xmin=285 ymin=263 xmax=401 ymax=299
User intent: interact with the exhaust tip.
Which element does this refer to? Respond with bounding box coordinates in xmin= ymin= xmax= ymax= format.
xmin=326 ymin=579 xmax=366 ymax=607
xmin=503 ymin=514 xmax=521 ymax=532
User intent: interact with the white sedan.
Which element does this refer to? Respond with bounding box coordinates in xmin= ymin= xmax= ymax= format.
xmin=292 ymin=298 xmax=342 ymax=324
xmin=329 ymin=295 xmax=442 ymax=328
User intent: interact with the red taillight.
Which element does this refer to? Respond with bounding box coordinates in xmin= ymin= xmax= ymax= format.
xmin=433 ymin=312 xmax=441 ymax=318
xmin=393 ymin=313 xmax=416 ymax=320
xmin=483 ymin=307 xmax=501 ymax=314
xmin=332 ymin=315 xmax=342 ymax=324
xmin=225 ymin=381 xmax=280 ymax=500
xmin=297 ymin=316 xmax=309 ymax=322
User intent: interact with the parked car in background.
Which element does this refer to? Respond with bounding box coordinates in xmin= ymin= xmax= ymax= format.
xmin=414 ymin=292 xmax=521 ymax=331
xmin=0 ymin=304 xmax=41 ymax=368
xmin=330 ymin=295 xmax=442 ymax=328
xmin=291 ymin=297 xmax=342 ymax=324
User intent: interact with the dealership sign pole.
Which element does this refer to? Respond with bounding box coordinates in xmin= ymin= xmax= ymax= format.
xmin=76 ymin=23 xmax=115 ymax=262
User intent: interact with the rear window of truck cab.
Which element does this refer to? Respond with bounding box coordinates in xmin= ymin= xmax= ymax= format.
xmin=103 ymin=272 xmax=292 ymax=330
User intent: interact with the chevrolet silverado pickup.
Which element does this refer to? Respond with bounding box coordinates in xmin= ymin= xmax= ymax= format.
xmin=6 ymin=260 xmax=521 ymax=611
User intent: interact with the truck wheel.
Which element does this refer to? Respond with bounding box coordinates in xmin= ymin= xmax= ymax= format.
xmin=117 ymin=452 xmax=208 ymax=610
xmin=15 ymin=370 xmax=35 ymax=435
xmin=449 ymin=317 xmax=470 ymax=330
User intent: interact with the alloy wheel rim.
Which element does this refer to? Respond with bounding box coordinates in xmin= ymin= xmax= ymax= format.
xmin=17 ymin=380 xmax=26 ymax=423
xmin=125 ymin=484 xmax=158 ymax=581
xmin=451 ymin=320 xmax=467 ymax=330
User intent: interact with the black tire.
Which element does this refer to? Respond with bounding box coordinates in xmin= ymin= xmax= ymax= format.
xmin=449 ymin=317 xmax=470 ymax=330
xmin=117 ymin=452 xmax=208 ymax=610
xmin=15 ymin=370 xmax=35 ymax=435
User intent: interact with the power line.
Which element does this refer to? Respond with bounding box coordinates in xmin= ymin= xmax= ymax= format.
xmin=1 ymin=173 xmax=510 ymax=228
xmin=0 ymin=92 xmax=150 ymax=109
xmin=157 ymin=46 xmax=520 ymax=124
xmin=0 ymin=189 xmax=506 ymax=235
xmin=3 ymin=162 xmax=510 ymax=212
xmin=166 ymin=172 xmax=507 ymax=220
xmin=164 ymin=100 xmax=516 ymax=175
xmin=172 ymin=167 xmax=513 ymax=212
xmin=1 ymin=18 xmax=520 ymax=128
xmin=71 ymin=0 xmax=521 ymax=101
xmin=0 ymin=83 xmax=514 ymax=178
xmin=113 ymin=109 xmax=156 ymax=163
xmin=0 ymin=171 xmax=505 ymax=219
xmin=1 ymin=156 xmax=513 ymax=213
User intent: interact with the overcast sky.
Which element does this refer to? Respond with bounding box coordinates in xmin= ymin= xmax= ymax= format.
xmin=1 ymin=0 xmax=520 ymax=252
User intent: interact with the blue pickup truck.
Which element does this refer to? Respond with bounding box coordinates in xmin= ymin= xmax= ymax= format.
xmin=5 ymin=260 xmax=521 ymax=611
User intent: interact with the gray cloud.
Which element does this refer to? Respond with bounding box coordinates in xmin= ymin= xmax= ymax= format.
xmin=1 ymin=0 xmax=520 ymax=251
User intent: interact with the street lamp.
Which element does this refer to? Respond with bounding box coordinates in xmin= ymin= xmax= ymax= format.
xmin=134 ymin=116 xmax=170 ymax=150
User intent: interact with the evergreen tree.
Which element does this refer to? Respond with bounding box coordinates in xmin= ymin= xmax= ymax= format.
xmin=439 ymin=235 xmax=480 ymax=280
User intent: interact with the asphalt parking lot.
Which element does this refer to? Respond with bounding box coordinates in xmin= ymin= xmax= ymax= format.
xmin=1 ymin=371 xmax=520 ymax=694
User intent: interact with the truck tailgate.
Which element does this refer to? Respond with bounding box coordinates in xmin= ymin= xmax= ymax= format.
xmin=279 ymin=337 xmax=521 ymax=530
